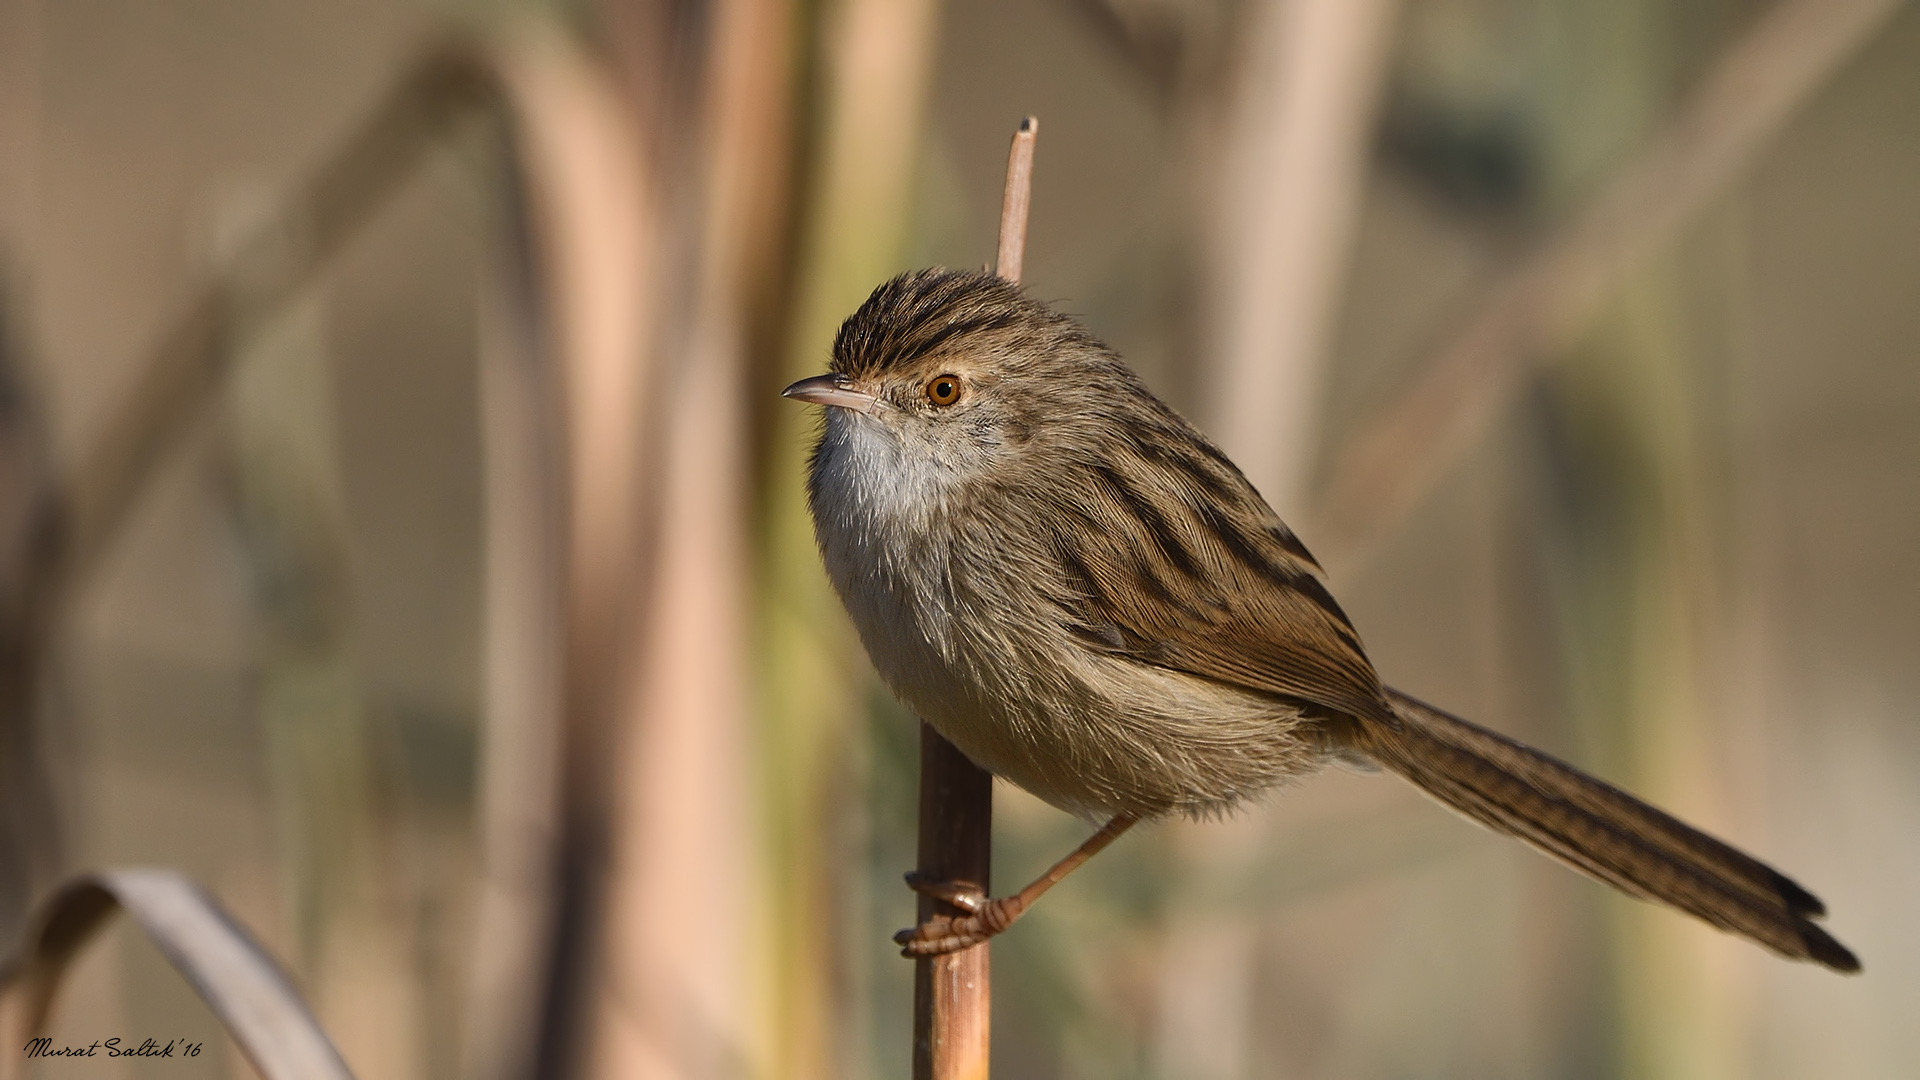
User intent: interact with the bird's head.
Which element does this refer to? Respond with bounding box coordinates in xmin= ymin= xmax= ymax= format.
xmin=782 ymin=268 xmax=1131 ymax=492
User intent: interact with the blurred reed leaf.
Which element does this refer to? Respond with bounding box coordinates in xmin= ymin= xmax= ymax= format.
xmin=1311 ymin=0 xmax=1905 ymax=576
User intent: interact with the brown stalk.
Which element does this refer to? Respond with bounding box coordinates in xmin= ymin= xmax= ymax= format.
xmin=912 ymin=113 xmax=1038 ymax=1080
xmin=912 ymin=726 xmax=994 ymax=1080
xmin=993 ymin=117 xmax=1037 ymax=283
xmin=1309 ymin=0 xmax=1903 ymax=576
xmin=472 ymin=29 xmax=655 ymax=1080
xmin=581 ymin=0 xmax=794 ymax=1074
xmin=913 ymin=113 xmax=1036 ymax=1076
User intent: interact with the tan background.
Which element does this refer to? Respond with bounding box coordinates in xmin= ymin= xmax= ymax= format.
xmin=1 ymin=0 xmax=1915 ymax=1078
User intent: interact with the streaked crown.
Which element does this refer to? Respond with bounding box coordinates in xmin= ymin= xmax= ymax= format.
xmin=830 ymin=268 xmax=1097 ymax=380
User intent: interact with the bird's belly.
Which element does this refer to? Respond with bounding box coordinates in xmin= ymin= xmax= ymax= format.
xmin=859 ymin=603 xmax=1324 ymax=819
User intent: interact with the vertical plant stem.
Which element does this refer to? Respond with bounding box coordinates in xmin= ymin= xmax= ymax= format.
xmin=913 ymin=114 xmax=1037 ymax=1080
xmin=911 ymin=726 xmax=993 ymax=1080
xmin=993 ymin=118 xmax=1037 ymax=284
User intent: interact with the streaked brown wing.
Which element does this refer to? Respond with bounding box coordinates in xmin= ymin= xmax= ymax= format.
xmin=1025 ymin=421 xmax=1390 ymax=724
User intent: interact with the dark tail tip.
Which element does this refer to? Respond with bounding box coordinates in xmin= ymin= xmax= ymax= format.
xmin=1804 ymin=924 xmax=1863 ymax=974
xmin=1773 ymin=871 xmax=1827 ymax=918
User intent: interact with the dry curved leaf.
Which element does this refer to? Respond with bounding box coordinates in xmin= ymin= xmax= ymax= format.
xmin=0 ymin=869 xmax=354 ymax=1080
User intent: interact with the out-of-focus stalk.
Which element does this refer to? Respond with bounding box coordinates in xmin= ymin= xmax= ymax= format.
xmin=0 ymin=0 xmax=52 ymax=953
xmin=1163 ymin=2 xmax=1400 ymax=1074
xmin=469 ymin=241 xmax=565 ymax=1080
xmin=0 ymin=26 xmax=676 ymax=1080
xmin=1281 ymin=3 xmax=1900 ymax=1066
xmin=580 ymin=0 xmax=796 ymax=1075
xmin=0 ymin=273 xmax=57 ymax=960
xmin=0 ymin=35 xmax=517 ymax=1080
xmin=1201 ymin=0 xmax=1400 ymax=518
xmin=1550 ymin=262 xmax=1749 ymax=1080
xmin=56 ymin=50 xmax=499 ymax=589
xmin=755 ymin=0 xmax=942 ymax=1075
xmin=0 ymin=37 xmax=501 ymax=979
xmin=468 ymin=25 xmax=652 ymax=1080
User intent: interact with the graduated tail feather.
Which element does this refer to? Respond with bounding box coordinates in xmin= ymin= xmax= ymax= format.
xmin=1356 ymin=688 xmax=1859 ymax=973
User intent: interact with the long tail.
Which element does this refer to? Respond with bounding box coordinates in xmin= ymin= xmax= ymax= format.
xmin=1355 ymin=687 xmax=1859 ymax=973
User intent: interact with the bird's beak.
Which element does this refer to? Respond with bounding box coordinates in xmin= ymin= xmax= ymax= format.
xmin=782 ymin=373 xmax=879 ymax=413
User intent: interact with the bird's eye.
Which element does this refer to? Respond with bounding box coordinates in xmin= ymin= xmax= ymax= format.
xmin=927 ymin=374 xmax=962 ymax=406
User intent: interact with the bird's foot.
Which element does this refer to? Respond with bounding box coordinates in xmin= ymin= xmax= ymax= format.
xmin=893 ymin=872 xmax=1027 ymax=956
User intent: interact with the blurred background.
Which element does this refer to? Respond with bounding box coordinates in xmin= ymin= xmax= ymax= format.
xmin=1 ymin=0 xmax=1916 ymax=1077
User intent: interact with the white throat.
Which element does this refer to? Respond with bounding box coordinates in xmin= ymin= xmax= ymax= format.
xmin=807 ymin=406 xmax=970 ymax=671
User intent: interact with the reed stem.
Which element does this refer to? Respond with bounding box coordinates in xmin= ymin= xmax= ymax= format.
xmin=911 ymin=113 xmax=1037 ymax=1080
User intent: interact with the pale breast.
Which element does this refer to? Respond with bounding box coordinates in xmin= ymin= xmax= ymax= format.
xmin=809 ymin=410 xmax=971 ymax=704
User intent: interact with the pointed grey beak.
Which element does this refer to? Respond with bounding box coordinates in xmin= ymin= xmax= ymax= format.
xmin=782 ymin=373 xmax=879 ymax=412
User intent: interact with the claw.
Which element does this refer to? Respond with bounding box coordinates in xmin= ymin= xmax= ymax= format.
xmin=904 ymin=872 xmax=986 ymax=913
xmin=894 ymin=918 xmax=991 ymax=956
xmin=891 ymin=893 xmax=1028 ymax=956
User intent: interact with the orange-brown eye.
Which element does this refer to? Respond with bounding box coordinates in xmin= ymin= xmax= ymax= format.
xmin=927 ymin=374 xmax=961 ymax=406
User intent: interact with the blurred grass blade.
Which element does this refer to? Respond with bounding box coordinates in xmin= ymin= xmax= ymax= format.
xmin=1312 ymin=0 xmax=1903 ymax=574
xmin=0 ymin=870 xmax=354 ymax=1080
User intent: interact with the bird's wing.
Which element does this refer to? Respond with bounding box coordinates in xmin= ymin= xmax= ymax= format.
xmin=995 ymin=421 xmax=1390 ymax=725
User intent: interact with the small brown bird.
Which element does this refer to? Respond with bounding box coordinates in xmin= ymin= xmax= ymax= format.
xmin=784 ymin=267 xmax=1858 ymax=972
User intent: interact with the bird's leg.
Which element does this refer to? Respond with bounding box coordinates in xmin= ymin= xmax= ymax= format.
xmin=894 ymin=814 xmax=1139 ymax=956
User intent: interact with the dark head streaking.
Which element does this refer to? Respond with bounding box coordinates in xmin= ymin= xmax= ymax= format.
xmin=783 ymin=267 xmax=1859 ymax=971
